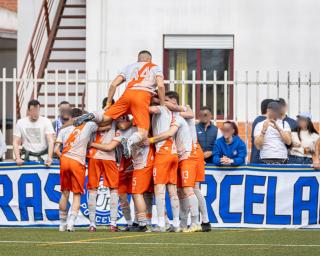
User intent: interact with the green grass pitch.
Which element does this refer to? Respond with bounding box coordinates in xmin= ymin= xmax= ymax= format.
xmin=1 ymin=228 xmax=320 ymax=256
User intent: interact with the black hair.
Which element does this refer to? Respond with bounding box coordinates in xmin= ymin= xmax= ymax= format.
xmin=277 ymin=98 xmax=286 ymax=107
xmin=59 ymin=101 xmax=70 ymax=107
xmin=223 ymin=121 xmax=239 ymax=136
xmin=102 ymin=97 xmax=115 ymax=109
xmin=260 ymin=99 xmax=274 ymax=114
xmin=165 ymin=91 xmax=180 ymax=104
xmin=138 ymin=50 xmax=152 ymax=58
xmin=70 ymin=108 xmax=83 ymax=118
xmin=295 ymin=118 xmax=319 ymax=141
xmin=28 ymin=99 xmax=40 ymax=110
xmin=200 ymin=106 xmax=212 ymax=113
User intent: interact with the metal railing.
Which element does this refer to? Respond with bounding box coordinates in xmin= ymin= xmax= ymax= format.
xmin=1 ymin=68 xmax=320 ymax=159
xmin=18 ymin=0 xmax=64 ymax=117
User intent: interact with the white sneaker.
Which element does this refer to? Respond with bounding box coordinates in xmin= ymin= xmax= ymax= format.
xmin=67 ymin=223 xmax=75 ymax=232
xmin=187 ymin=223 xmax=202 ymax=233
xmin=152 ymin=226 xmax=167 ymax=232
xmin=59 ymin=224 xmax=67 ymax=232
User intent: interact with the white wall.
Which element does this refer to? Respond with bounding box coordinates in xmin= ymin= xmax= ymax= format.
xmin=86 ymin=0 xmax=320 ymax=120
xmin=17 ymin=0 xmax=42 ymax=71
xmin=0 ymin=7 xmax=17 ymax=31
xmin=17 ymin=0 xmax=320 ymax=120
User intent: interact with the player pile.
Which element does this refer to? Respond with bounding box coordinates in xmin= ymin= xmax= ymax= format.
xmin=54 ymin=51 xmax=211 ymax=233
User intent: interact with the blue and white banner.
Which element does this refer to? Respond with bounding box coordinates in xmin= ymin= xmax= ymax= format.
xmin=0 ymin=162 xmax=127 ymax=227
xmin=0 ymin=162 xmax=319 ymax=228
xmin=202 ymin=165 xmax=320 ymax=229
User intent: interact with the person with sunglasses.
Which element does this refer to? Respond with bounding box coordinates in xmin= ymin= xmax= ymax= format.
xmin=213 ymin=121 xmax=247 ymax=166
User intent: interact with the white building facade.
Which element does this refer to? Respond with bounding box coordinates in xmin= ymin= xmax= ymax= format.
xmin=18 ymin=0 xmax=320 ymax=121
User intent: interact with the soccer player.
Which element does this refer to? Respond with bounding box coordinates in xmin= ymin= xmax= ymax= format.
xmin=118 ymin=156 xmax=134 ymax=230
xmin=183 ymin=112 xmax=211 ymax=232
xmin=148 ymin=103 xmax=180 ymax=232
xmin=74 ymin=50 xmax=166 ymax=158
xmin=87 ymin=122 xmax=119 ymax=231
xmin=144 ymin=91 xmax=200 ymax=232
xmin=54 ymin=108 xmax=99 ymax=232
xmin=91 ymin=126 xmax=155 ymax=232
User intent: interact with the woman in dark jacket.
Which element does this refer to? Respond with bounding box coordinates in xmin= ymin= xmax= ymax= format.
xmin=213 ymin=121 xmax=247 ymax=166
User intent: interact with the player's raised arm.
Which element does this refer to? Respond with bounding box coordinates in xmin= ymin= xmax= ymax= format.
xmin=179 ymin=105 xmax=194 ymax=119
xmin=105 ymin=75 xmax=125 ymax=110
xmin=54 ymin=142 xmax=62 ymax=158
xmin=149 ymin=105 xmax=161 ymax=114
xmin=156 ymin=75 xmax=166 ymax=106
xmin=146 ymin=125 xmax=179 ymax=145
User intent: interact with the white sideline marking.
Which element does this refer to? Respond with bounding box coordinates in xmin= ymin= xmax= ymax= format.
xmin=1 ymin=240 xmax=320 ymax=247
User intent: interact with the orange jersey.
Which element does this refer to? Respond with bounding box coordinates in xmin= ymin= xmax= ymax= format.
xmin=57 ymin=122 xmax=98 ymax=165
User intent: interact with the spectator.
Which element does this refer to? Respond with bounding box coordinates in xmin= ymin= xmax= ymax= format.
xmin=196 ymin=107 xmax=222 ymax=163
xmin=254 ymin=102 xmax=292 ymax=164
xmin=250 ymin=99 xmax=274 ymax=163
xmin=13 ymin=100 xmax=55 ymax=166
xmin=52 ymin=101 xmax=71 ymax=135
xmin=213 ymin=121 xmax=247 ymax=166
xmin=0 ymin=129 xmax=6 ymax=161
xmin=277 ymin=98 xmax=298 ymax=130
xmin=288 ymin=112 xmax=319 ymax=164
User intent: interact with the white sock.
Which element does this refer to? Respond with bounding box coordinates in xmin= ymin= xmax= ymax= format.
xmin=110 ymin=190 xmax=119 ymax=226
xmin=169 ymin=194 xmax=180 ymax=227
xmin=179 ymin=197 xmax=189 ymax=228
xmin=188 ymin=194 xmax=199 ymax=225
xmin=137 ymin=213 xmax=147 ymax=226
xmin=134 ymin=204 xmax=138 ymax=224
xmin=165 ymin=214 xmax=171 ymax=226
xmin=144 ymin=193 xmax=153 ymax=225
xmin=120 ymin=198 xmax=132 ymax=225
xmin=92 ymin=110 xmax=104 ymax=122
xmin=88 ymin=190 xmax=97 ymax=227
xmin=59 ymin=210 xmax=67 ymax=225
xmin=68 ymin=210 xmax=78 ymax=227
xmin=155 ymin=189 xmax=165 ymax=227
xmin=194 ymin=187 xmax=209 ymax=223
xmin=128 ymin=132 xmax=143 ymax=146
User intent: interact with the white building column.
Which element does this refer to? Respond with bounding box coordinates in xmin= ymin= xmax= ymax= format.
xmin=86 ymin=0 xmax=108 ymax=111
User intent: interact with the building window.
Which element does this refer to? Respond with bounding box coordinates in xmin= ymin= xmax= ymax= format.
xmin=163 ymin=35 xmax=234 ymax=119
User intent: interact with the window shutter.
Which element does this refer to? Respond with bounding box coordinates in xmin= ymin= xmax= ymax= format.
xmin=164 ymin=35 xmax=234 ymax=49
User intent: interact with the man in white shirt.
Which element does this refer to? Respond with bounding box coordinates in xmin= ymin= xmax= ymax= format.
xmin=254 ymin=101 xmax=292 ymax=164
xmin=13 ymin=100 xmax=55 ymax=166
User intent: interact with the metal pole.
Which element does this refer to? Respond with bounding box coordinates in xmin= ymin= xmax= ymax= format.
xmin=213 ymin=70 xmax=217 ymax=121
xmin=203 ymin=70 xmax=207 ymax=107
xmin=2 ymin=68 xmax=6 ymax=159
xmin=224 ymin=70 xmax=228 ymax=120
xmin=192 ymin=70 xmax=196 ymax=112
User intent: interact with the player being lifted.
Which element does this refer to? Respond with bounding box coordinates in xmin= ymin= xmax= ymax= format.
xmin=74 ymin=50 xmax=165 ymax=157
xmin=54 ymin=108 xmax=101 ymax=232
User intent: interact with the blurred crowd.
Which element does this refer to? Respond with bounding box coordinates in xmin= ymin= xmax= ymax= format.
xmin=0 ymin=97 xmax=319 ymax=168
